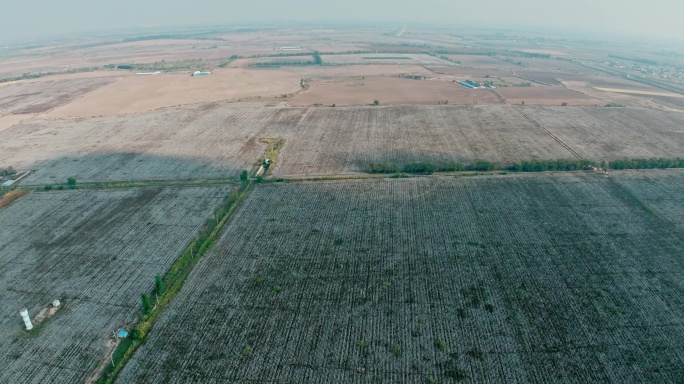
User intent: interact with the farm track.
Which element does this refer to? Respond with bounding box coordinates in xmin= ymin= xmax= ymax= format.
xmin=511 ymin=105 xmax=582 ymax=159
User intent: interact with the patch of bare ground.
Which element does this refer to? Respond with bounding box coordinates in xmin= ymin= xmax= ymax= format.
xmin=521 ymin=106 xmax=684 ymax=159
xmin=0 ymin=114 xmax=36 ymax=132
xmin=495 ymin=87 xmax=603 ymax=106
xmin=46 ymin=69 xmax=302 ymax=118
xmin=290 ymin=76 xmax=501 ymax=106
xmin=0 ymin=77 xmax=114 ymax=115
xmin=2 ymin=103 xmax=281 ymax=183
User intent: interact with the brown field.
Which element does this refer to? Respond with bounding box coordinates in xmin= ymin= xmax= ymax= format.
xmin=0 ymin=114 xmax=36 ymax=132
xmin=426 ymin=66 xmax=514 ymax=77
xmin=320 ymin=54 xmax=453 ymax=66
xmin=445 ymin=55 xmax=512 ymax=68
xmin=0 ymin=76 xmax=114 ymax=115
xmin=594 ymin=87 xmax=684 ymax=98
xmin=0 ymin=39 xmax=228 ymax=79
xmin=516 ymin=58 xmax=599 ymax=73
xmin=228 ymin=56 xmax=316 ymax=68
xmin=290 ymin=76 xmax=501 ymax=106
xmin=3 ymin=102 xmax=683 ymax=183
xmin=495 ymin=87 xmax=602 ymax=105
xmin=46 ymin=69 xmax=301 ymax=118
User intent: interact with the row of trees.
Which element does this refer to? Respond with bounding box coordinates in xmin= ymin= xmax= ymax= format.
xmin=367 ymin=158 xmax=684 ymax=175
xmin=608 ymin=158 xmax=684 ymax=170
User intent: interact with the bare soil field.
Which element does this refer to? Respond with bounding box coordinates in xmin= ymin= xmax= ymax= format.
xmin=40 ymin=65 xmax=439 ymax=118
xmin=3 ymin=102 xmax=682 ymax=182
xmin=46 ymin=69 xmax=302 ymax=118
xmin=516 ymin=58 xmax=599 ymax=73
xmin=1 ymin=103 xmax=277 ymax=183
xmin=290 ymin=76 xmax=501 ymax=106
xmin=118 ymin=173 xmax=684 ymax=383
xmin=593 ymin=87 xmax=684 ymax=98
xmin=0 ymin=39 xmax=230 ymax=79
xmin=495 ymin=87 xmax=602 ymax=106
xmin=522 ymin=106 xmax=684 ymax=159
xmin=445 ymin=55 xmax=512 ymax=68
xmin=0 ymin=114 xmax=36 ymax=132
xmin=0 ymin=77 xmax=114 ymax=115
xmin=426 ymin=66 xmax=514 ymax=78
xmin=321 ymin=54 xmax=454 ymax=66
xmin=228 ymin=56 xmax=316 ymax=68
xmin=269 ymin=105 xmax=572 ymax=176
xmin=0 ymin=185 xmax=233 ymax=383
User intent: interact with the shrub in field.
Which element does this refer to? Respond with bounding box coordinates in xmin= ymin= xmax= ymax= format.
xmin=67 ymin=177 xmax=77 ymax=188
xmin=240 ymin=170 xmax=248 ymax=182
xmin=0 ymin=189 xmax=27 ymax=209
xmin=241 ymin=345 xmax=253 ymax=357
xmin=155 ymin=275 xmax=165 ymax=296
xmin=608 ymin=157 xmax=684 ymax=170
xmin=435 ymin=161 xmax=465 ymax=172
xmin=0 ymin=166 xmax=16 ymax=176
xmin=435 ymin=339 xmax=446 ymax=351
xmin=141 ymin=294 xmax=152 ymax=314
xmin=44 ymin=185 xmax=53 ymax=191
xmin=368 ymin=162 xmax=400 ymax=173
xmin=403 ymin=162 xmax=436 ymax=175
xmin=468 ymin=160 xmax=495 ymax=171
xmin=508 ymin=159 xmax=595 ymax=172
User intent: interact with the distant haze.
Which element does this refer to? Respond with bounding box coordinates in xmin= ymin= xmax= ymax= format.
xmin=3 ymin=0 xmax=684 ymax=42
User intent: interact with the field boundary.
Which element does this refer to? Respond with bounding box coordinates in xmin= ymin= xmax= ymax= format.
xmin=96 ymin=180 xmax=254 ymax=383
xmin=511 ymin=105 xmax=582 ymax=159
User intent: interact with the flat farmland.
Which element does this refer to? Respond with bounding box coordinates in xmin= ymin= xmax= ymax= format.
xmin=522 ymin=106 xmax=684 ymax=159
xmin=426 ymin=66 xmax=514 ymax=78
xmin=321 ymin=54 xmax=454 ymax=66
xmin=445 ymin=55 xmax=512 ymax=68
xmin=0 ymin=185 xmax=233 ymax=383
xmin=0 ymin=103 xmax=280 ymax=183
xmin=5 ymin=103 xmax=682 ymax=183
xmin=289 ymin=76 xmax=501 ymax=106
xmin=269 ymin=105 xmax=571 ymax=176
xmin=495 ymin=87 xmax=602 ymax=106
xmin=118 ymin=173 xmax=684 ymax=383
xmin=46 ymin=69 xmax=302 ymax=118
xmin=612 ymin=170 xmax=684 ymax=229
xmin=0 ymin=76 xmax=114 ymax=115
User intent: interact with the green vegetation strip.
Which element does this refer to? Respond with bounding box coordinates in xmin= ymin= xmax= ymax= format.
xmin=25 ymin=178 xmax=236 ymax=191
xmin=98 ymin=181 xmax=253 ymax=383
xmin=368 ymin=157 xmax=684 ymax=175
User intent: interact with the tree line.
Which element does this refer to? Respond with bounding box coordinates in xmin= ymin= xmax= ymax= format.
xmin=367 ymin=158 xmax=684 ymax=175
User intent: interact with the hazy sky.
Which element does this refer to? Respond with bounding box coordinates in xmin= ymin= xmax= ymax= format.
xmin=2 ymin=0 xmax=683 ymax=42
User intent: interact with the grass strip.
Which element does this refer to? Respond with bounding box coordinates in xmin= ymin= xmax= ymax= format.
xmin=97 ymin=180 xmax=253 ymax=383
xmin=26 ymin=178 xmax=236 ymax=191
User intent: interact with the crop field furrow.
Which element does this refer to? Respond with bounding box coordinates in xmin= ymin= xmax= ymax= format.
xmin=0 ymin=184 xmax=234 ymax=383
xmin=116 ymin=171 xmax=684 ymax=382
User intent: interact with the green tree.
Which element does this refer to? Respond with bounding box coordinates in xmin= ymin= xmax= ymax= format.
xmin=67 ymin=177 xmax=77 ymax=188
xmin=141 ymin=293 xmax=151 ymax=314
xmin=240 ymin=170 xmax=248 ymax=182
xmin=155 ymin=275 xmax=165 ymax=295
xmin=373 ymin=99 xmax=380 ymax=106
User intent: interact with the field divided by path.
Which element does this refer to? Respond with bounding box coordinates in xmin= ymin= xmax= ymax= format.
xmin=118 ymin=171 xmax=684 ymax=383
xmin=0 ymin=185 xmax=233 ymax=383
xmin=1 ymin=103 xmax=683 ymax=183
